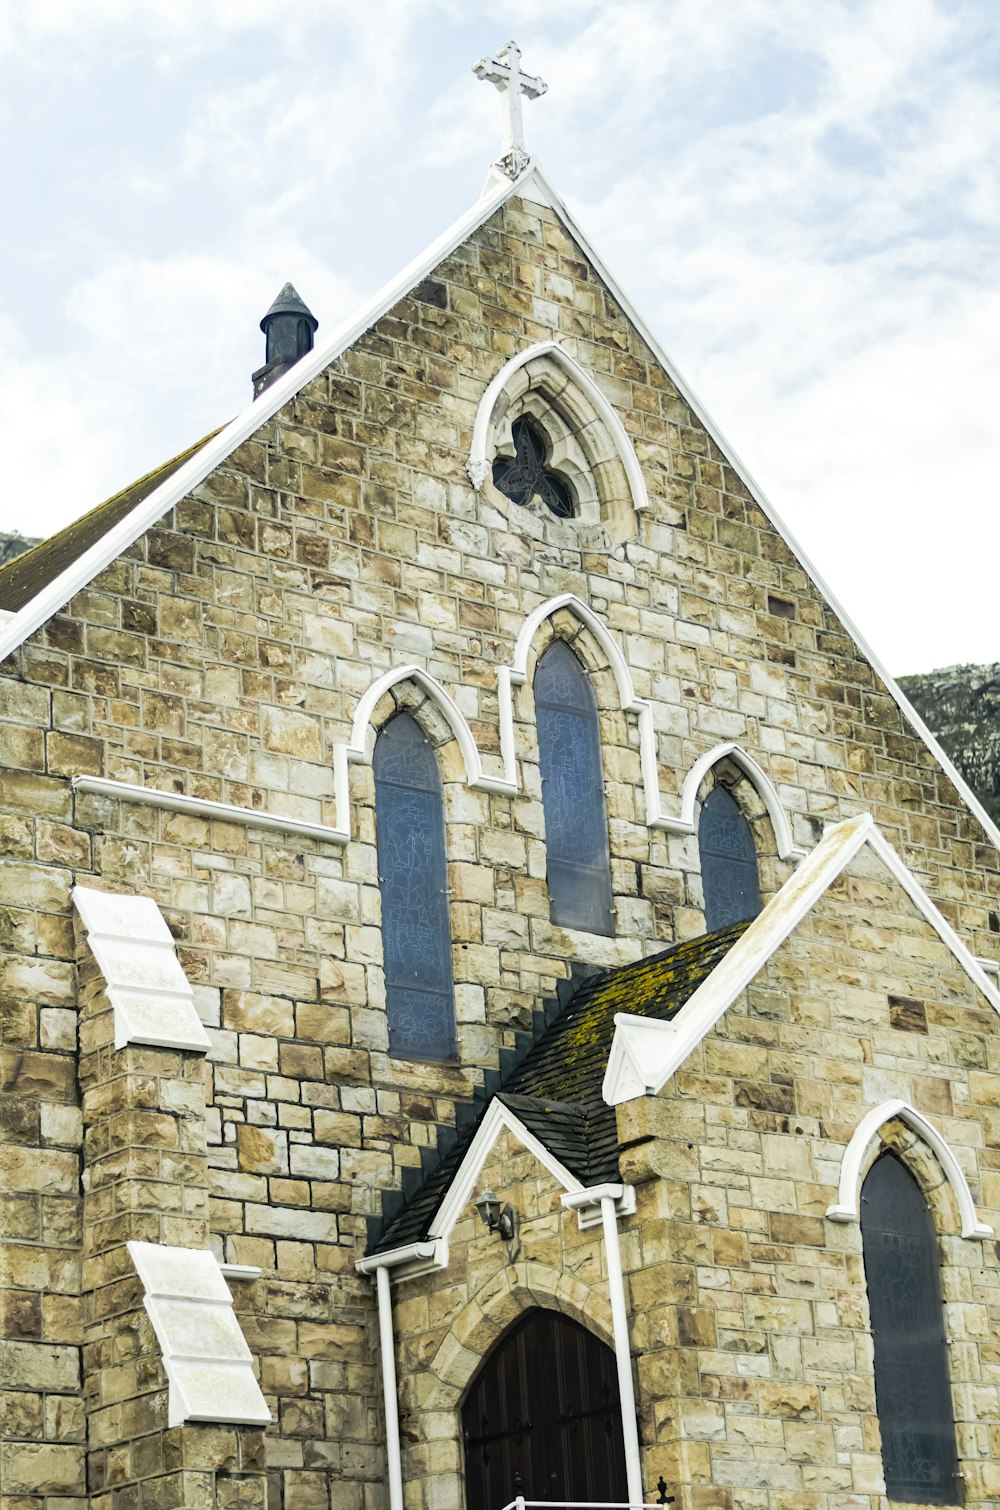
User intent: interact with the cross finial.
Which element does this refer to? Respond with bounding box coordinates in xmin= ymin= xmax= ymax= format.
xmin=472 ymin=40 xmax=547 ymax=179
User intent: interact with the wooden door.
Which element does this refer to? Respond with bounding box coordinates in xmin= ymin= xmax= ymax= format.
xmin=462 ymin=1309 xmax=628 ymax=1510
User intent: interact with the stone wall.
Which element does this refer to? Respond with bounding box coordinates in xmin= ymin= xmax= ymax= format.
xmin=615 ymin=842 xmax=1000 ymax=1508
xmin=1 ymin=190 xmax=1000 ymax=1508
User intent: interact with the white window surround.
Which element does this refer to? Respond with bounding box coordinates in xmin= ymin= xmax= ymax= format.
xmin=603 ymin=811 xmax=1000 ymax=1106
xmin=338 ymin=593 xmax=806 ymax=857
xmin=128 ymin=1241 xmax=271 ymax=1428
xmin=73 ymin=885 xmax=211 ymax=1053
xmin=825 ymin=1100 xmax=992 ymax=1240
xmin=466 ymin=340 xmax=649 ymax=541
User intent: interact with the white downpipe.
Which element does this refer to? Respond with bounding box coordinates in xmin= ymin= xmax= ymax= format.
xmin=601 ymin=1194 xmax=643 ymax=1507
xmin=375 ymin=1265 xmax=404 ymax=1510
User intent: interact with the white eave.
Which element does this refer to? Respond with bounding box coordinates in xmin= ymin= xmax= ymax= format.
xmin=603 ymin=811 xmax=1000 ymax=1107
xmin=2 ymin=156 xmax=998 ymax=860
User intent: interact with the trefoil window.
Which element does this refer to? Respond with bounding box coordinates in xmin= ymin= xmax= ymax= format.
xmin=698 ymin=786 xmax=762 ymax=931
xmin=860 ymin=1153 xmax=960 ymax=1504
xmin=534 ymin=641 xmax=614 ymax=935
xmin=493 ymin=416 xmax=576 ymax=519
xmin=374 ymin=714 xmax=455 ymax=1060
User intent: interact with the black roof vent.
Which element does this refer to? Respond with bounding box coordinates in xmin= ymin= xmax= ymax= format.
xmin=252 ymin=282 xmax=318 ymax=399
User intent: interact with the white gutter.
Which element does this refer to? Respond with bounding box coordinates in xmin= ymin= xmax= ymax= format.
xmin=355 ymin=1239 xmax=447 ymax=1510
xmin=354 ymin=1238 xmax=446 ymax=1277
xmin=562 ymin=1185 xmax=643 ymax=1505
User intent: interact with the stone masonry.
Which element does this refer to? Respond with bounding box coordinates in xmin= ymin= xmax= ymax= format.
xmin=2 ymin=187 xmax=1000 ymax=1510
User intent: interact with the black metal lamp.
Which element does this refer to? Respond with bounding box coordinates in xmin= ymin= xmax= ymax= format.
xmin=474 ymin=1188 xmax=517 ymax=1241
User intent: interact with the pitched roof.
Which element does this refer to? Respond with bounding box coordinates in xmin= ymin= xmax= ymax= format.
xmin=0 ymin=428 xmax=220 ymax=615
xmin=0 ymin=157 xmax=993 ymax=860
xmin=370 ymin=921 xmax=746 ymax=1254
xmin=603 ymin=812 xmax=1000 ymax=1107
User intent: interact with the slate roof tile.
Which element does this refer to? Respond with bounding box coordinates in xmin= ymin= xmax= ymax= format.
xmin=370 ymin=921 xmax=747 ymax=1254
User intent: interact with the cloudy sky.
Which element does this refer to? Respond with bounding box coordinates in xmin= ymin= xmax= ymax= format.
xmin=0 ymin=0 xmax=997 ymax=675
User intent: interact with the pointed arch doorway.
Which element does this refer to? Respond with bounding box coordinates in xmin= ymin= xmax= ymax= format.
xmin=462 ymin=1310 xmax=629 ymax=1510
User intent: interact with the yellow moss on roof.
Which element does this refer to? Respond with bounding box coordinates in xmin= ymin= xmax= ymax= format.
xmin=0 ymin=426 xmax=224 ymax=615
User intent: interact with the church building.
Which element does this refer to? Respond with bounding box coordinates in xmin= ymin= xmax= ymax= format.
xmin=4 ymin=41 xmax=1000 ymax=1510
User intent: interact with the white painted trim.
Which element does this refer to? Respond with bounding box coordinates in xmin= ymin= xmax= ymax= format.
xmin=521 ymin=169 xmax=1000 ymax=861
xmin=73 ymin=774 xmax=348 ymax=844
xmin=603 ymin=812 xmax=1000 ymax=1106
xmin=428 ymin=1098 xmax=583 ymax=1242
xmin=336 ymin=596 xmax=806 ymax=857
xmin=76 ymin=649 xmax=805 ymax=863
xmin=826 ymin=1099 xmax=993 ymax=1239
xmin=0 ymin=165 xmax=528 ymax=666
xmin=467 ymin=340 xmax=649 ymax=514
xmin=344 ymin=663 xmax=515 ymax=795
xmin=508 ymin=594 xmax=804 ymax=853
xmin=599 ymin=1193 xmax=643 ymax=1507
xmin=669 ymin=742 xmax=807 ymax=860
xmin=354 ymin=1100 xmax=588 ymax=1287
xmin=219 ymin=1263 xmax=262 ymax=1281
xmin=3 ymin=154 xmax=996 ymax=865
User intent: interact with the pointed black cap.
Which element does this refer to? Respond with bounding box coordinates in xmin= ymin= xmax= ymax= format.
xmin=259 ymin=282 xmax=318 ymax=336
xmin=252 ymin=282 xmax=319 ymax=399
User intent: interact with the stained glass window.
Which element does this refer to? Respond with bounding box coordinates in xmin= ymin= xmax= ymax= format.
xmin=861 ymin=1153 xmax=960 ymax=1504
xmin=374 ymin=714 xmax=455 ymax=1060
xmin=493 ymin=417 xmax=576 ymax=519
xmin=535 ymin=641 xmax=614 ymax=935
xmin=698 ymin=786 xmax=762 ymax=932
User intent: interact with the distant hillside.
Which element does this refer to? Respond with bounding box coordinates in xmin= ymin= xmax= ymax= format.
xmin=0 ymin=531 xmax=40 ymax=566
xmin=899 ymin=665 xmax=1000 ymax=824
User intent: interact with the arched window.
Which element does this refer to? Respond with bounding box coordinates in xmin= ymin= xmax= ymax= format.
xmin=698 ymin=786 xmax=762 ymax=932
xmin=374 ymin=714 xmax=455 ymax=1060
xmin=861 ymin=1153 xmax=960 ymax=1504
xmin=534 ymin=641 xmax=614 ymax=936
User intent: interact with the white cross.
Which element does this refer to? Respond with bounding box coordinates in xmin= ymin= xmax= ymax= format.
xmin=472 ymin=40 xmax=547 ymax=178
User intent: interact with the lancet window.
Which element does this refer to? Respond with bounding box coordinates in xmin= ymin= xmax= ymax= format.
xmin=860 ymin=1153 xmax=960 ymax=1504
xmin=535 ymin=640 xmax=614 ymax=935
xmin=374 ymin=713 xmax=455 ymax=1060
xmin=698 ymin=786 xmax=762 ymax=931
